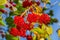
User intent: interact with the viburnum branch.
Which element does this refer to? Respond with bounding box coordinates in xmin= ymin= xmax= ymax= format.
xmin=20 ymin=7 xmax=30 ymax=17
xmin=20 ymin=3 xmax=40 ymax=17
xmin=21 ymin=4 xmax=35 ymax=17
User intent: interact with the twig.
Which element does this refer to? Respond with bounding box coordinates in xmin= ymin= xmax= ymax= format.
xmin=20 ymin=7 xmax=31 ymax=17
xmin=20 ymin=4 xmax=36 ymax=17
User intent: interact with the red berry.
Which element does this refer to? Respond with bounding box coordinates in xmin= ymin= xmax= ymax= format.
xmin=18 ymin=28 xmax=26 ymax=37
xmin=39 ymin=14 xmax=50 ymax=24
xmin=5 ymin=4 xmax=9 ymax=8
xmin=26 ymin=35 xmax=33 ymax=40
xmin=14 ymin=16 xmax=25 ymax=27
xmin=22 ymin=0 xmax=32 ymax=8
xmin=36 ymin=1 xmax=40 ymax=5
xmin=9 ymin=2 xmax=13 ymax=4
xmin=9 ymin=28 xmax=19 ymax=36
xmin=23 ymin=23 xmax=33 ymax=30
xmin=27 ymin=13 xmax=39 ymax=23
xmin=9 ymin=6 xmax=13 ymax=10
xmin=0 ymin=9 xmax=7 ymax=13
xmin=22 ymin=1 xmax=28 ymax=8
xmin=28 ymin=1 xmax=32 ymax=6
xmin=29 ymin=8 xmax=33 ymax=12
xmin=12 ymin=3 xmax=16 ymax=7
xmin=9 ymin=2 xmax=16 ymax=7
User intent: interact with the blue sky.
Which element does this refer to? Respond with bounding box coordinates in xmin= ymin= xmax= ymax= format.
xmin=50 ymin=0 xmax=60 ymax=40
xmin=0 ymin=0 xmax=60 ymax=40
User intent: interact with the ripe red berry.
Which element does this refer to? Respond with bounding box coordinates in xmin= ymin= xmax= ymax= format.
xmin=22 ymin=0 xmax=32 ymax=8
xmin=26 ymin=35 xmax=33 ymax=40
xmin=9 ymin=2 xmax=13 ymax=4
xmin=12 ymin=3 xmax=16 ymax=7
xmin=36 ymin=1 xmax=40 ymax=5
xmin=28 ymin=1 xmax=32 ymax=6
xmin=5 ymin=4 xmax=9 ymax=8
xmin=9 ymin=28 xmax=19 ymax=36
xmin=9 ymin=6 xmax=13 ymax=10
xmin=23 ymin=23 xmax=33 ymax=30
xmin=9 ymin=2 xmax=16 ymax=7
xmin=29 ymin=8 xmax=33 ymax=12
xmin=39 ymin=14 xmax=50 ymax=24
xmin=27 ymin=13 xmax=39 ymax=23
xmin=0 ymin=9 xmax=7 ymax=13
xmin=14 ymin=16 xmax=25 ymax=27
xmin=18 ymin=28 xmax=26 ymax=37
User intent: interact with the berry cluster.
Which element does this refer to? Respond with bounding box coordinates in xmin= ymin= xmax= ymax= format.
xmin=22 ymin=0 xmax=33 ymax=8
xmin=26 ymin=35 xmax=33 ymax=40
xmin=5 ymin=2 xmax=16 ymax=8
xmin=10 ymin=12 xmax=50 ymax=38
xmin=22 ymin=0 xmax=40 ymax=8
xmin=39 ymin=14 xmax=50 ymax=24
xmin=27 ymin=13 xmax=50 ymax=24
xmin=10 ymin=15 xmax=33 ymax=37
xmin=27 ymin=13 xmax=39 ymax=23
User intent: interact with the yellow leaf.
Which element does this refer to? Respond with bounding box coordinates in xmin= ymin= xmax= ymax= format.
xmin=46 ymin=26 xmax=53 ymax=35
xmin=33 ymin=34 xmax=36 ymax=40
xmin=0 ymin=0 xmax=7 ymax=5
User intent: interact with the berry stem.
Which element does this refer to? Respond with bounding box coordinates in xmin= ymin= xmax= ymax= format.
xmin=21 ymin=4 xmax=38 ymax=17
xmin=21 ymin=6 xmax=32 ymax=17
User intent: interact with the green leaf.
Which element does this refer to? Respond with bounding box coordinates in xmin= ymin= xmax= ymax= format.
xmin=49 ymin=18 xmax=58 ymax=24
xmin=53 ymin=18 xmax=58 ymax=23
xmin=6 ymin=34 xmax=19 ymax=40
xmin=47 ymin=2 xmax=51 ymax=5
xmin=9 ymin=11 xmax=15 ymax=16
xmin=48 ymin=10 xmax=54 ymax=16
xmin=13 ymin=0 xmax=19 ymax=4
xmin=5 ymin=17 xmax=16 ymax=28
xmin=0 ymin=5 xmax=5 ymax=9
xmin=0 ymin=20 xmax=6 ymax=26
xmin=43 ymin=7 xmax=48 ymax=11
xmin=16 ymin=3 xmax=26 ymax=12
